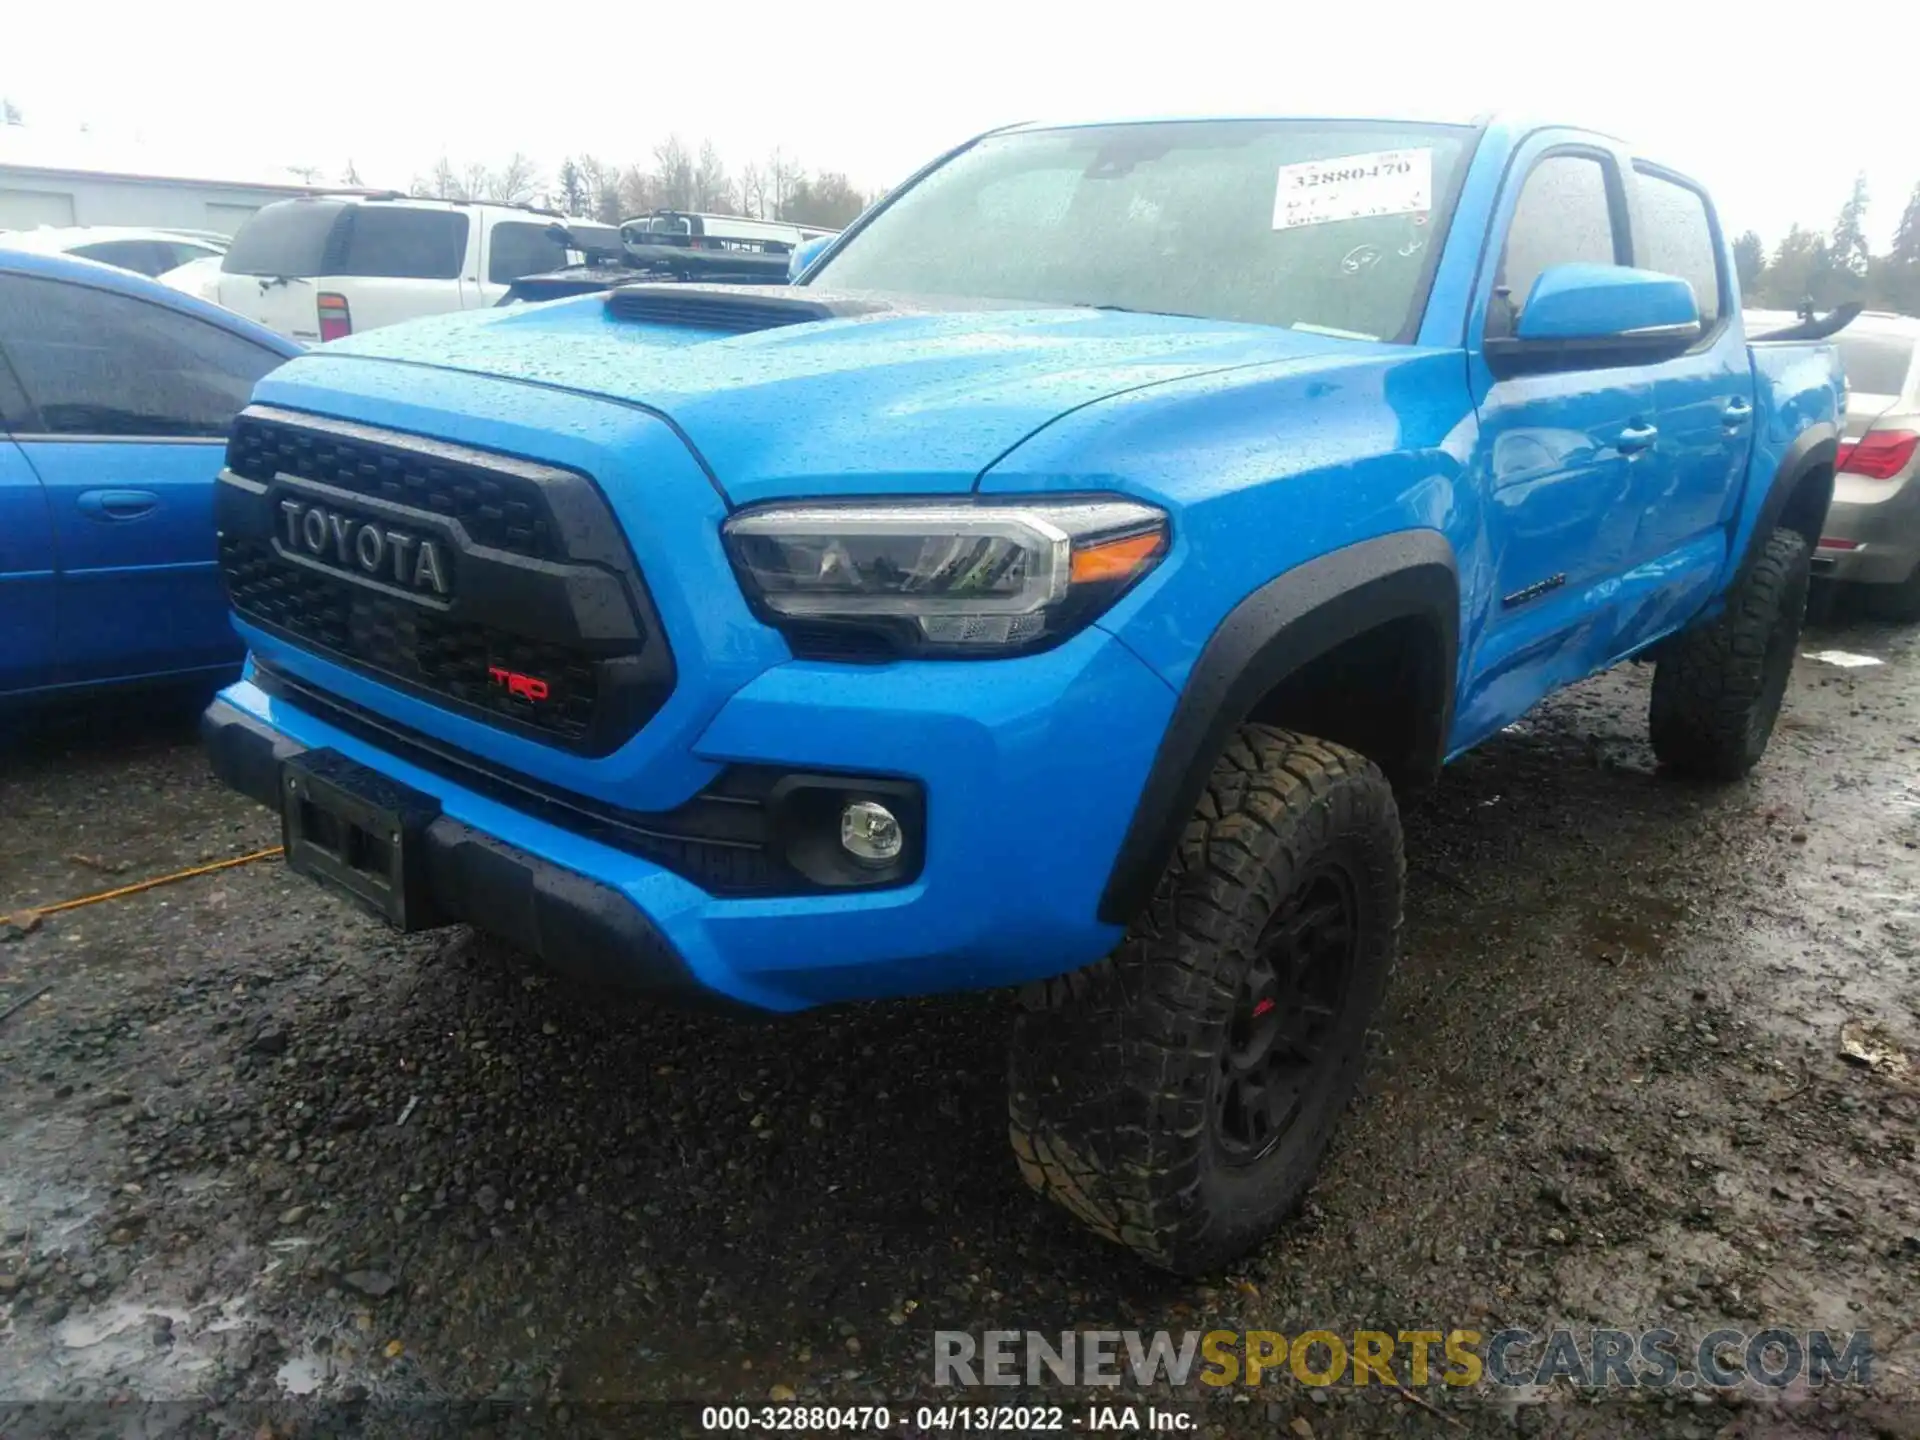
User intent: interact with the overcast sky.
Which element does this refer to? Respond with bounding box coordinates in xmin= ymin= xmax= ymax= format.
xmin=5 ymin=0 xmax=1914 ymax=249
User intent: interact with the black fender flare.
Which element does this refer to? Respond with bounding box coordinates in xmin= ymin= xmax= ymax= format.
xmin=1098 ymin=530 xmax=1459 ymax=925
xmin=1734 ymin=423 xmax=1838 ymax=587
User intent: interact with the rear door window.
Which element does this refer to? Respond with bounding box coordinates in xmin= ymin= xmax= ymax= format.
xmin=488 ymin=222 xmax=569 ymax=284
xmin=1490 ymin=154 xmax=1623 ymax=337
xmin=163 ymin=241 xmax=224 ymax=271
xmin=222 ymin=201 xmax=344 ymax=276
xmin=333 ymin=208 xmax=469 ymax=280
xmin=1633 ymin=169 xmax=1723 ymax=326
xmin=69 ymin=240 xmax=179 ymax=277
xmin=0 ymin=273 xmax=286 ymax=437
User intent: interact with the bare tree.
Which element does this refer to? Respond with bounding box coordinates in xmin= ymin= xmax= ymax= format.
xmin=414 ymin=156 xmax=461 ymax=199
xmin=694 ymin=141 xmax=733 ymax=214
xmin=738 ymin=162 xmax=767 ymax=220
xmin=619 ymin=164 xmax=659 ymax=220
xmin=764 ymin=148 xmax=801 ymax=221
xmin=575 ymin=156 xmax=622 ymax=223
xmin=486 ymin=153 xmax=542 ymax=206
xmin=340 ymin=159 xmax=363 ymax=187
xmin=2 ymin=97 xmax=23 ymax=126
xmin=405 ymin=139 xmax=882 ymax=230
xmin=652 ymin=135 xmax=695 ymax=212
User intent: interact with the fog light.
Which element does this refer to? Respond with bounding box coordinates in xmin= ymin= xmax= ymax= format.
xmin=839 ymin=800 xmax=903 ymax=865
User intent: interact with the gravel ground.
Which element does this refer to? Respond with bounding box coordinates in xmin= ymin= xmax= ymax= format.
xmin=1 ymin=606 xmax=1917 ymax=1439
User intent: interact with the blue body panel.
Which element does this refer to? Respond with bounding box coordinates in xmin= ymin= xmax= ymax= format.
xmin=209 ymin=116 xmax=1843 ymax=1009
xmin=0 ymin=247 xmax=302 ymax=701
xmin=323 ymin=299 xmax=1379 ymax=506
xmin=0 ymin=437 xmax=58 ymax=693
xmin=220 ymin=617 xmax=1172 ymax=1010
xmin=23 ymin=439 xmax=239 ymax=684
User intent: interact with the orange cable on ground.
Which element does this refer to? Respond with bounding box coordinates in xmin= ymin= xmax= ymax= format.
xmin=22 ymin=847 xmax=285 ymax=919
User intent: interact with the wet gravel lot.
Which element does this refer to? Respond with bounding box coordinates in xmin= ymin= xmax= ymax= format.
xmin=2 ymin=607 xmax=1917 ymax=1439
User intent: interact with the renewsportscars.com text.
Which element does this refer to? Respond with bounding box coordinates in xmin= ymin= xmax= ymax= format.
xmin=933 ymin=1328 xmax=1873 ymax=1391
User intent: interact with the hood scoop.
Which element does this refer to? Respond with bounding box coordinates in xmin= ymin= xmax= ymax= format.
xmin=604 ymin=283 xmax=900 ymax=334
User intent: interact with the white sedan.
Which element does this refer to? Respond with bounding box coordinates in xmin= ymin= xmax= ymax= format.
xmin=0 ymin=224 xmax=228 ymax=277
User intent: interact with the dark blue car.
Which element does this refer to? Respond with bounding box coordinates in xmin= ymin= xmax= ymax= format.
xmin=1 ymin=247 xmax=300 ymax=704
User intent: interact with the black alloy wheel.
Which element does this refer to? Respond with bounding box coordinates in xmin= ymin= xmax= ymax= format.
xmin=1214 ymin=863 xmax=1359 ymax=1166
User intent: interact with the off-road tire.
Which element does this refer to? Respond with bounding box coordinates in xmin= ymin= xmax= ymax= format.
xmin=1007 ymin=726 xmax=1402 ymax=1275
xmin=1649 ymin=527 xmax=1811 ymax=781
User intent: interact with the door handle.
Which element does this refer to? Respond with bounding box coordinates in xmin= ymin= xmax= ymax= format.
xmin=1616 ymin=423 xmax=1659 ymax=454
xmin=1722 ymin=398 xmax=1754 ymax=426
xmin=77 ymin=488 xmax=159 ymax=522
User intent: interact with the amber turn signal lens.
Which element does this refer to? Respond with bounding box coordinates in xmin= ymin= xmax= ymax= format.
xmin=1070 ymin=529 xmax=1165 ymax=585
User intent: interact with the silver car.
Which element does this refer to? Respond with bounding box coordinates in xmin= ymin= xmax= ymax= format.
xmin=1815 ymin=313 xmax=1920 ymax=617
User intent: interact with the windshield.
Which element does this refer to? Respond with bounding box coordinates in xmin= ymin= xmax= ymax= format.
xmin=810 ymin=120 xmax=1474 ymax=341
xmin=1837 ymin=331 xmax=1916 ymax=398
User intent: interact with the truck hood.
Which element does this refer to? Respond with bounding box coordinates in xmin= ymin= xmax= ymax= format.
xmin=314 ymin=290 xmax=1381 ymax=505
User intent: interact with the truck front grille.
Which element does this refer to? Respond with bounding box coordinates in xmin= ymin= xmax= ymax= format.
xmin=220 ymin=536 xmax=602 ymax=745
xmin=217 ymin=407 xmax=673 ymax=756
xmin=227 ymin=411 xmax=560 ymax=559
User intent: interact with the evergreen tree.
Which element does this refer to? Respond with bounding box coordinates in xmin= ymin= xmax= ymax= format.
xmin=1731 ymin=231 xmax=1767 ymax=298
xmin=1874 ymin=180 xmax=1920 ymax=315
xmin=1763 ymin=225 xmax=1822 ymax=308
xmin=1830 ymin=172 xmax=1871 ymax=280
xmin=1892 ymin=181 xmax=1920 ymax=267
xmin=557 ymin=159 xmax=587 ymax=218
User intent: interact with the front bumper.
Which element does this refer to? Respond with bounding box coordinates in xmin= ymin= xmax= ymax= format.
xmin=1815 ymin=472 xmax=1920 ymax=585
xmin=204 ymin=625 xmax=1176 ymax=1013
xmin=204 ymin=697 xmax=722 ymax=1005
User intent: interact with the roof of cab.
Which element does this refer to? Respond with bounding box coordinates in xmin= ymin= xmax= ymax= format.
xmin=992 ymin=111 xmax=1482 ymax=143
xmin=0 ymin=243 xmax=302 ymax=356
xmin=982 ymin=113 xmax=1660 ymax=184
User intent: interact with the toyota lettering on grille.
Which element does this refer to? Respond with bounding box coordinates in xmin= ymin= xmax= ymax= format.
xmin=276 ymin=497 xmax=450 ymax=597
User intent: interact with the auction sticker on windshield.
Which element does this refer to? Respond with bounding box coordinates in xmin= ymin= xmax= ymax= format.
xmin=1273 ymin=148 xmax=1432 ymax=229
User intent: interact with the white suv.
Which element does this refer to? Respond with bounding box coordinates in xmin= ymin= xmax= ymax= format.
xmin=209 ymin=195 xmax=596 ymax=343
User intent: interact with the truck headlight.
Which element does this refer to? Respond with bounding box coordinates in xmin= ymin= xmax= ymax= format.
xmin=722 ymin=497 xmax=1168 ymax=657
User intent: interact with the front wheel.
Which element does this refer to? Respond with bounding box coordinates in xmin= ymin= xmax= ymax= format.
xmin=1649 ymin=527 xmax=1810 ymax=781
xmin=1007 ymin=726 xmax=1402 ymax=1274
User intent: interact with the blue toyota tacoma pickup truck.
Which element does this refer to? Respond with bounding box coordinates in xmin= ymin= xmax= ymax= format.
xmin=202 ymin=114 xmax=1845 ymax=1273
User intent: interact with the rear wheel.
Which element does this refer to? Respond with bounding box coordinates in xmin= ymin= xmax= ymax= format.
xmin=1649 ymin=527 xmax=1810 ymax=781
xmin=1007 ymin=726 xmax=1401 ymax=1274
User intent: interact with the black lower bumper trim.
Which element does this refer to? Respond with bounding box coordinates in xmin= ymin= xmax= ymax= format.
xmin=202 ymin=697 xmax=726 ymax=1005
xmin=247 ymin=659 xmax=922 ymax=896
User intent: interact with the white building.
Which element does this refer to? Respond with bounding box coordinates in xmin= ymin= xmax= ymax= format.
xmin=0 ymin=127 xmax=370 ymax=236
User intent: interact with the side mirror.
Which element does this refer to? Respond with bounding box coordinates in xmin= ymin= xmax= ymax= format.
xmin=1487 ymin=262 xmax=1701 ymax=374
xmin=789 ymin=235 xmax=833 ymax=283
